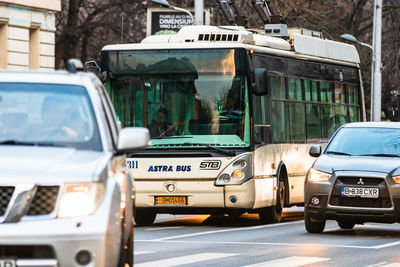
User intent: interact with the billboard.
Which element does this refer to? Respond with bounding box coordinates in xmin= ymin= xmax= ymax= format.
xmin=146 ymin=8 xmax=210 ymax=36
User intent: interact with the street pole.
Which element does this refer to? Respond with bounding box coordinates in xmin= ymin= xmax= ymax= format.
xmin=372 ymin=0 xmax=382 ymax=121
xmin=195 ymin=0 xmax=204 ymax=25
xmin=370 ymin=0 xmax=377 ymax=121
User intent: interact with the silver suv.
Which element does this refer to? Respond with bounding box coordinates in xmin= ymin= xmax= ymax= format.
xmin=0 ymin=60 xmax=149 ymax=267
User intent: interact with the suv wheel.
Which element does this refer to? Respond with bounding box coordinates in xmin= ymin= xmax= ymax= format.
xmin=338 ymin=220 xmax=355 ymax=229
xmin=305 ymin=210 xmax=325 ymax=233
xmin=135 ymin=209 xmax=156 ymax=226
xmin=118 ymin=221 xmax=134 ymax=267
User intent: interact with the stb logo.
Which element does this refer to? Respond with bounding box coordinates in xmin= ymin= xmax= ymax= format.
xmin=357 ymin=178 xmax=365 ymax=185
xmin=200 ymin=160 xmax=221 ymax=170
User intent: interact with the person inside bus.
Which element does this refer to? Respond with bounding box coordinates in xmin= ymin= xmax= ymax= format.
xmin=148 ymin=107 xmax=176 ymax=137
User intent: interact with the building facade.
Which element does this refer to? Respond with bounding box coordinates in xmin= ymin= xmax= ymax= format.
xmin=0 ymin=0 xmax=60 ymax=70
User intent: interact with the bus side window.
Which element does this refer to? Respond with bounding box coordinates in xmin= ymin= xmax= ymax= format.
xmin=271 ymin=101 xmax=290 ymax=143
xmin=306 ymin=103 xmax=321 ymax=142
xmin=289 ymin=102 xmax=306 ymax=143
xmin=253 ymin=95 xmax=270 ymax=144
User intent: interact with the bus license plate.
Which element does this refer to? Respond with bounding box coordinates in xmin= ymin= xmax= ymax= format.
xmin=155 ymin=196 xmax=187 ymax=205
xmin=341 ymin=187 xmax=379 ymax=198
xmin=0 ymin=259 xmax=16 ymax=267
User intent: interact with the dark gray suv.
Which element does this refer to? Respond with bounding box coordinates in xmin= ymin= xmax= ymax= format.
xmin=304 ymin=122 xmax=400 ymax=233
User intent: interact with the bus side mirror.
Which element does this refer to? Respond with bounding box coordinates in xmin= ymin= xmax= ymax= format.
xmin=309 ymin=145 xmax=322 ymax=157
xmin=252 ymin=68 xmax=269 ymax=96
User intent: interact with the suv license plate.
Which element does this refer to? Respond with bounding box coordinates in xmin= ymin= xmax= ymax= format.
xmin=0 ymin=259 xmax=16 ymax=267
xmin=341 ymin=187 xmax=379 ymax=198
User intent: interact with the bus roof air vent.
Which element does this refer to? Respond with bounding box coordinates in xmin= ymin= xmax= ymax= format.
xmin=175 ymin=26 xmax=255 ymax=45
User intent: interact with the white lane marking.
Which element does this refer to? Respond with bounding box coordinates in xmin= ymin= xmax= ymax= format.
xmin=146 ymin=226 xmax=184 ymax=231
xmin=371 ymin=241 xmax=400 ymax=249
xmin=367 ymin=263 xmax=400 ymax=267
xmin=134 ymin=251 xmax=154 ymax=256
xmin=135 ymin=252 xmax=235 ymax=267
xmin=136 ymin=239 xmax=372 ymax=249
xmin=242 ymin=256 xmax=330 ymax=267
xmin=151 ymin=220 xmax=303 ymax=241
xmin=366 ymin=262 xmax=389 ymax=267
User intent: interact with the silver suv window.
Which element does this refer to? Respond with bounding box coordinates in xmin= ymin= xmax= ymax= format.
xmin=0 ymin=83 xmax=102 ymax=151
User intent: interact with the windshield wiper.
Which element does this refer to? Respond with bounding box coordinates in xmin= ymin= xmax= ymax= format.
xmin=0 ymin=140 xmax=56 ymax=147
xmin=326 ymin=151 xmax=352 ymax=156
xmin=359 ymin=153 xmax=400 ymax=157
xmin=160 ymin=142 xmax=236 ymax=157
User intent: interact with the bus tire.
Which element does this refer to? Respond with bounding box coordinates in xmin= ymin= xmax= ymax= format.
xmin=259 ymin=180 xmax=285 ymax=224
xmin=134 ymin=209 xmax=156 ymax=226
xmin=305 ymin=210 xmax=325 ymax=233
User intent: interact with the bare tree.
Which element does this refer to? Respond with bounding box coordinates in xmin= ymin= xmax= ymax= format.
xmin=56 ymin=0 xmax=400 ymax=118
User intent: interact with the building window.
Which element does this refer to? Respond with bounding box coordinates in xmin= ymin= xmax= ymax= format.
xmin=0 ymin=24 xmax=7 ymax=69
xmin=29 ymin=27 xmax=40 ymax=69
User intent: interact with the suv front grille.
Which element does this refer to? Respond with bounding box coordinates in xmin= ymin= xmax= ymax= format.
xmin=27 ymin=186 xmax=59 ymax=216
xmin=329 ymin=176 xmax=391 ymax=208
xmin=0 ymin=187 xmax=14 ymax=216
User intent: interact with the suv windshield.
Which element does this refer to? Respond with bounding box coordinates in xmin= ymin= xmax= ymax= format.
xmin=102 ymin=49 xmax=250 ymax=149
xmin=0 ymin=83 xmax=102 ymax=151
xmin=326 ymin=127 xmax=400 ymax=156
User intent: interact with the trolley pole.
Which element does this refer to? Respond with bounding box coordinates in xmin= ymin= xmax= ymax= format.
xmin=195 ymin=0 xmax=204 ymax=25
xmin=372 ymin=0 xmax=382 ymax=121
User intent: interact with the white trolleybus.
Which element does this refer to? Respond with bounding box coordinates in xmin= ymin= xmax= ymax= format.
xmin=98 ymin=25 xmax=365 ymax=225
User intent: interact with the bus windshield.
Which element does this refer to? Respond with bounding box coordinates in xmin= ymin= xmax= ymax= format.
xmin=102 ymin=49 xmax=251 ymax=149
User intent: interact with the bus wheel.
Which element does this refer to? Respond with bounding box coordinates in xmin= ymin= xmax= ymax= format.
xmin=134 ymin=209 xmax=156 ymax=226
xmin=259 ymin=180 xmax=285 ymax=224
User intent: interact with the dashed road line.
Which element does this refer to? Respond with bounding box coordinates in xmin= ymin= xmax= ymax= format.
xmin=242 ymin=256 xmax=330 ymax=267
xmin=150 ymin=220 xmax=303 ymax=241
xmin=135 ymin=252 xmax=235 ymax=267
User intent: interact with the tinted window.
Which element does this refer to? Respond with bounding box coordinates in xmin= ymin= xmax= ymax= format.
xmin=321 ymin=104 xmax=335 ymax=138
xmin=306 ymin=104 xmax=321 ymax=141
xmin=270 ymin=76 xmax=286 ymax=99
xmin=289 ymin=102 xmax=306 ymax=142
xmin=326 ymin=127 xmax=400 ymax=156
xmin=272 ymin=101 xmax=289 ymax=143
xmin=288 ymin=78 xmax=302 ymax=101
xmin=0 ymin=83 xmax=102 ymax=151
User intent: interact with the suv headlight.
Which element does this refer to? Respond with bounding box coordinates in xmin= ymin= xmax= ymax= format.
xmin=215 ymin=154 xmax=253 ymax=185
xmin=307 ymin=168 xmax=331 ymax=183
xmin=58 ymin=183 xmax=105 ymax=218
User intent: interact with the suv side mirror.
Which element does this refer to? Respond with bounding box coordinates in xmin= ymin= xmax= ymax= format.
xmin=252 ymin=68 xmax=269 ymax=96
xmin=309 ymin=145 xmax=322 ymax=157
xmin=117 ymin=127 xmax=150 ymax=153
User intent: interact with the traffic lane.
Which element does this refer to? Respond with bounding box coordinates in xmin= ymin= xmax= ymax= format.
xmin=135 ymin=207 xmax=304 ymax=241
xmin=135 ymin=220 xmax=400 ymax=267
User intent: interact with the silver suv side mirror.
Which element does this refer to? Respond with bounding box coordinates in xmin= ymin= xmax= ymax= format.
xmin=117 ymin=127 xmax=150 ymax=153
xmin=309 ymin=145 xmax=322 ymax=158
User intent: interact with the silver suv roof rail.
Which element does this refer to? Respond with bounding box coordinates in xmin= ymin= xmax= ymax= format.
xmin=68 ymin=59 xmax=84 ymax=73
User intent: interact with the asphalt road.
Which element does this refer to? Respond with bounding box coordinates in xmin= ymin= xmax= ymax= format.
xmin=134 ymin=207 xmax=400 ymax=267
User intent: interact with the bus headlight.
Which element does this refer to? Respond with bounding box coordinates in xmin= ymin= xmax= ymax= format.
xmin=58 ymin=183 xmax=105 ymax=218
xmin=215 ymin=155 xmax=253 ymax=185
xmin=307 ymin=168 xmax=331 ymax=183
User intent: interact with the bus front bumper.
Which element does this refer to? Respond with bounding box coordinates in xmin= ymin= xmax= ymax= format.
xmin=135 ymin=178 xmax=275 ymax=211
